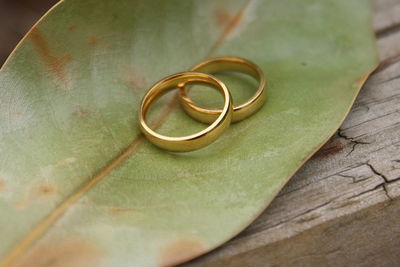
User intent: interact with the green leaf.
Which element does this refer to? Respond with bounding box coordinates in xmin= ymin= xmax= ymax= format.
xmin=0 ymin=0 xmax=377 ymax=266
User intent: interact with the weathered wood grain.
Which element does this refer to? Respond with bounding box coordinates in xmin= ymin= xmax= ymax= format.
xmin=191 ymin=200 xmax=400 ymax=267
xmin=186 ymin=1 xmax=400 ymax=266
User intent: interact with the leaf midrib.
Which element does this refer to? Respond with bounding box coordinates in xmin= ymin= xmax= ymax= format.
xmin=0 ymin=0 xmax=253 ymax=265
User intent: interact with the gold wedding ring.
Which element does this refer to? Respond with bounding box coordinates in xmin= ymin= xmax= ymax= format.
xmin=139 ymin=72 xmax=233 ymax=152
xmin=179 ymin=57 xmax=266 ymax=123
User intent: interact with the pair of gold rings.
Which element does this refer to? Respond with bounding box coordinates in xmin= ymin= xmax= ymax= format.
xmin=139 ymin=57 xmax=266 ymax=152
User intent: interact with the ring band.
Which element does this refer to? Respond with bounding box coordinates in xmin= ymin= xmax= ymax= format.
xmin=139 ymin=72 xmax=233 ymax=152
xmin=179 ymin=57 xmax=266 ymax=123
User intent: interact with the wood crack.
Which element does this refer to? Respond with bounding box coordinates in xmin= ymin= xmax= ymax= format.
xmin=339 ymin=111 xmax=400 ymax=139
xmin=366 ymin=161 xmax=390 ymax=183
xmin=186 ymin=3 xmax=400 ymax=263
xmin=346 ymin=182 xmax=385 ymax=200
xmin=337 ymin=129 xmax=370 ymax=156
xmin=366 ymin=162 xmax=395 ymax=201
xmin=374 ymin=54 xmax=400 ymax=73
xmin=277 ymin=168 xmax=349 ymax=198
xmin=337 ymin=173 xmax=370 ymax=184
xmin=376 ymin=22 xmax=400 ymax=39
xmin=240 ymin=197 xmax=342 ymax=238
xmin=378 ymin=73 xmax=400 ymax=84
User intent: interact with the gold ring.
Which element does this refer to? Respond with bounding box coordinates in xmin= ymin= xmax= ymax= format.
xmin=139 ymin=72 xmax=233 ymax=152
xmin=179 ymin=57 xmax=266 ymax=123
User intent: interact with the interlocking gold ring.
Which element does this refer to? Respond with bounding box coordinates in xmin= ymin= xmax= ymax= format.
xmin=139 ymin=72 xmax=233 ymax=152
xmin=179 ymin=57 xmax=266 ymax=123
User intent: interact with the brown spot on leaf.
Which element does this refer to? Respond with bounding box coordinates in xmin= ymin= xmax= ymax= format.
xmin=10 ymin=111 xmax=23 ymax=117
xmin=88 ymin=36 xmax=100 ymax=49
xmin=68 ymin=25 xmax=76 ymax=31
xmin=224 ymin=8 xmax=247 ymax=36
xmin=37 ymin=184 xmax=58 ymax=196
xmin=352 ymin=70 xmax=375 ymax=89
xmin=15 ymin=201 xmax=28 ymax=210
xmin=74 ymin=107 xmax=89 ymax=119
xmin=29 ymin=27 xmax=72 ymax=87
xmin=15 ymin=239 xmax=102 ymax=267
xmin=209 ymin=2 xmax=251 ymax=55
xmin=215 ymin=9 xmax=232 ymax=27
xmin=314 ymin=137 xmax=345 ymax=158
xmin=0 ymin=179 xmax=5 ymax=192
xmin=108 ymin=206 xmax=131 ymax=215
xmin=124 ymin=66 xmax=148 ymax=92
xmin=356 ymin=73 xmax=371 ymax=84
xmin=159 ymin=238 xmax=205 ymax=267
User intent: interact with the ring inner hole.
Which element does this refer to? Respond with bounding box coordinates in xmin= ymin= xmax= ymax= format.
xmin=187 ymin=71 xmax=258 ymax=109
xmin=146 ymin=84 xmax=223 ymax=137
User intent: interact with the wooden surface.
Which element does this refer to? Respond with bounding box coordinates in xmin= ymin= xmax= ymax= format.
xmin=186 ymin=0 xmax=400 ymax=266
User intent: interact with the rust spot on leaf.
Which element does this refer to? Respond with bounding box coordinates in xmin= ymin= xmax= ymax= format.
xmin=214 ymin=7 xmax=245 ymax=36
xmin=88 ymin=36 xmax=100 ymax=49
xmin=29 ymin=27 xmax=72 ymax=87
xmin=10 ymin=111 xmax=23 ymax=117
xmin=225 ymin=9 xmax=247 ymax=35
xmin=108 ymin=206 xmax=131 ymax=215
xmin=124 ymin=66 xmax=148 ymax=92
xmin=314 ymin=137 xmax=344 ymax=158
xmin=37 ymin=184 xmax=58 ymax=196
xmin=352 ymin=70 xmax=374 ymax=89
xmin=15 ymin=240 xmax=102 ymax=267
xmin=74 ymin=107 xmax=90 ymax=119
xmin=67 ymin=25 xmax=76 ymax=31
xmin=356 ymin=73 xmax=370 ymax=84
xmin=215 ymin=9 xmax=232 ymax=27
xmin=159 ymin=238 xmax=205 ymax=267
xmin=15 ymin=201 xmax=28 ymax=210
xmin=209 ymin=1 xmax=252 ymax=55
xmin=0 ymin=179 xmax=5 ymax=192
